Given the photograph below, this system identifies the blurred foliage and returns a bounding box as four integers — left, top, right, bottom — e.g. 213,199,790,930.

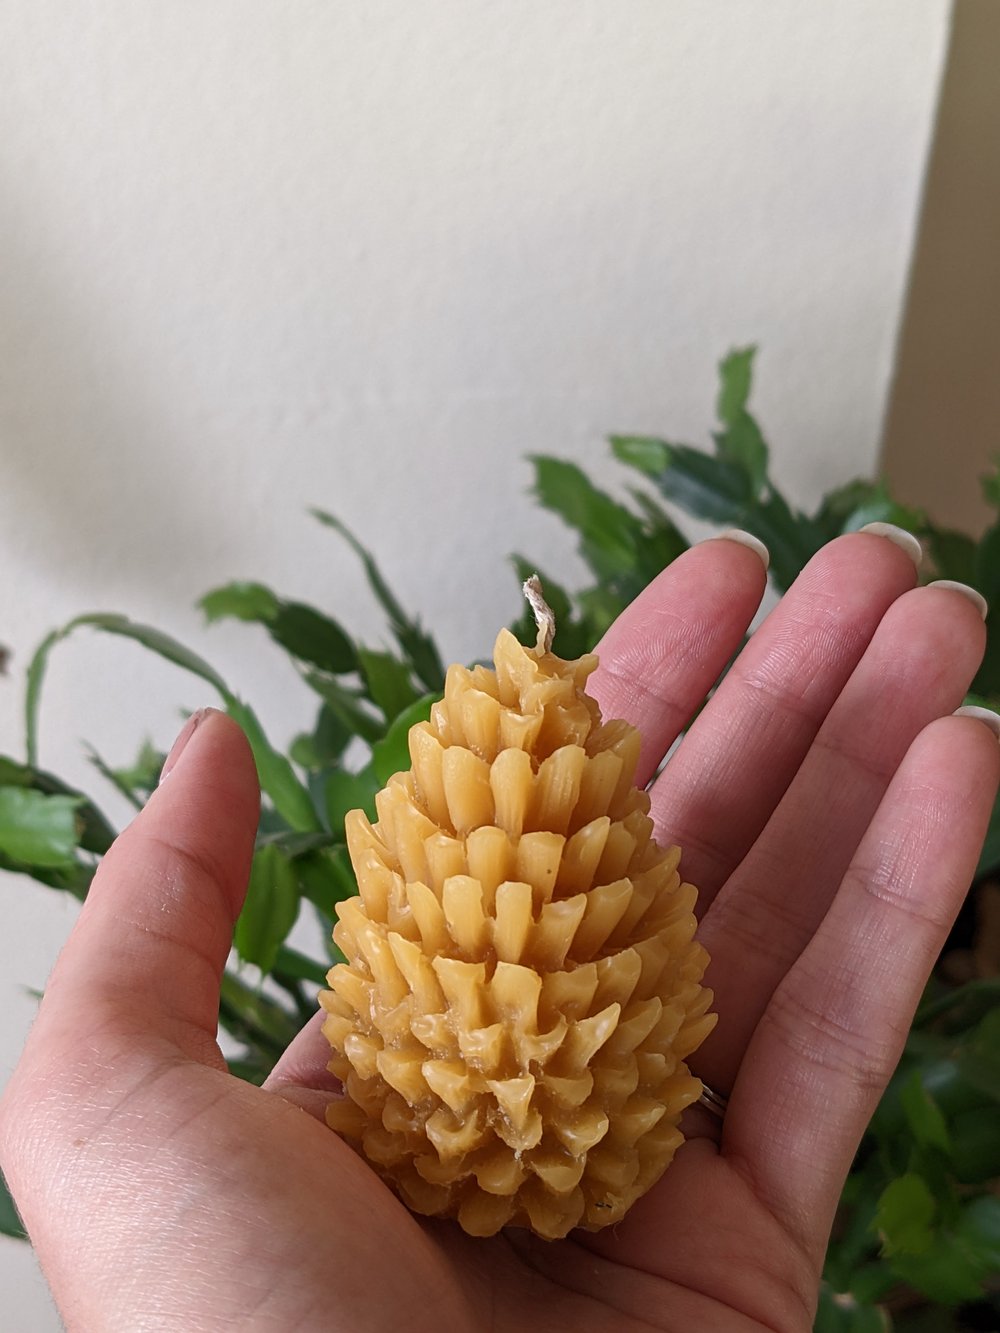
2,350,998,1329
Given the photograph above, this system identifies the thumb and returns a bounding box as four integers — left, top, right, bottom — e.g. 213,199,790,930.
40,707,260,1061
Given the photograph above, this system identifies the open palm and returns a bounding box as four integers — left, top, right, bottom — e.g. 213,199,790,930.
3,531,997,1332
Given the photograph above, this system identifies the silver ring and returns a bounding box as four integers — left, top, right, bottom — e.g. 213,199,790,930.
697,1083,729,1120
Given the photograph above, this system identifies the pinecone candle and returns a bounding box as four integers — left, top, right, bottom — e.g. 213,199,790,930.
320,580,716,1240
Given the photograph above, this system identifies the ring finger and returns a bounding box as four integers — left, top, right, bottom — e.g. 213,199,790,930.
695,580,987,1095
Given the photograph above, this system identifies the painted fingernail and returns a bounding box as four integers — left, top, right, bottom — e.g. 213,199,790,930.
716,529,770,571
858,522,923,568
927,580,988,620
953,705,1000,740
159,708,214,783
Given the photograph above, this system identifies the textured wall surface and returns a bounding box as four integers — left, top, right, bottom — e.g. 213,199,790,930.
0,4,950,1323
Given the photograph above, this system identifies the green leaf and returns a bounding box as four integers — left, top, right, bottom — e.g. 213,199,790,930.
302,672,386,745
268,603,357,674
200,581,281,624
813,478,924,549
255,829,337,859
890,1197,1000,1305
272,944,329,987
951,1105,1000,1183
626,489,691,578
647,442,753,523
219,966,300,1058
901,1055,994,1133
713,411,768,495
609,435,671,477
68,616,228,689
296,844,357,916
0,848,93,899
0,788,82,867
311,510,445,692
957,1007,1000,1101
226,700,322,832
924,527,979,587
764,495,826,590
110,737,165,800
875,1173,936,1256
823,1179,884,1294
974,520,1000,607
713,350,771,496
233,844,300,973
899,1071,952,1155
324,766,378,832
84,744,145,812
626,488,689,548
914,977,1000,1032
358,649,420,720
0,1169,26,1240
846,1265,895,1309
26,614,230,767
297,844,358,960
530,456,646,582
0,757,117,856
310,705,354,765
372,694,438,786
288,734,322,771
290,701,355,771
0,757,32,787
959,1194,1000,1268
201,581,357,674
575,585,628,641
814,478,879,533
841,496,925,536
716,346,756,427
86,737,165,812
981,456,1000,510
24,628,64,768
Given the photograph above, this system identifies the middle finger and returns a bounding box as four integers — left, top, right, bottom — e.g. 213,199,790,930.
648,530,921,901
696,580,987,1093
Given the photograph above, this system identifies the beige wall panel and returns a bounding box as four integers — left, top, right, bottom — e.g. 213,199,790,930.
882,0,1000,534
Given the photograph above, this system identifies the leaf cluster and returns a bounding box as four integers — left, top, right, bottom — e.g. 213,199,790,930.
2,518,446,1097
1,351,998,1330
518,348,1000,880
815,984,1000,1330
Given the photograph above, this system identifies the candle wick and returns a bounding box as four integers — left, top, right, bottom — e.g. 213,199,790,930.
522,574,556,654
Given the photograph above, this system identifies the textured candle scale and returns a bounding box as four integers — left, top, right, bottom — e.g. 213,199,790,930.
320,622,716,1240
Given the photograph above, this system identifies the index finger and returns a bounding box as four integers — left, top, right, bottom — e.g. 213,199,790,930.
648,531,920,901
589,534,769,783
33,709,259,1060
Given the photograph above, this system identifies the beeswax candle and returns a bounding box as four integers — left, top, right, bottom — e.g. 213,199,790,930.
320,582,715,1239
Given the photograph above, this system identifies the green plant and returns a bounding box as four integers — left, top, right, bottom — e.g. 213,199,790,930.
1,351,997,1328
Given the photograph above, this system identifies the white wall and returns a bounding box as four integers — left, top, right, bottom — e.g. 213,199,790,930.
0,3,950,1324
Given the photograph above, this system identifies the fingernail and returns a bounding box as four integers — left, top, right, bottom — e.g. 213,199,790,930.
953,705,1000,740
159,708,214,783
858,522,923,568
715,529,770,571
927,580,988,621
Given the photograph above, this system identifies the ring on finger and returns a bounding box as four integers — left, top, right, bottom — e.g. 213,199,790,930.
696,1082,729,1121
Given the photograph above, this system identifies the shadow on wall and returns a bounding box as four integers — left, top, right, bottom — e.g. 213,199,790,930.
880,0,1000,534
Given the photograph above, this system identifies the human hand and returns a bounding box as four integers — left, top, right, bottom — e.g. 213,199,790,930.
2,530,997,1332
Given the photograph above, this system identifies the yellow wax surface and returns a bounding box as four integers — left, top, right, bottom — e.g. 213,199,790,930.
320,628,714,1239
